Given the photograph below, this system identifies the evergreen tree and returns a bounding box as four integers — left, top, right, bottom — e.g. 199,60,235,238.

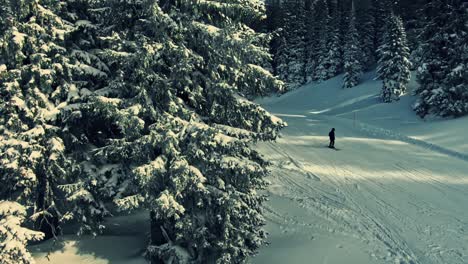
323,0,343,78
377,14,412,103
275,0,306,89
266,0,284,74
1,0,285,263
304,2,317,82
370,0,393,60
274,34,290,83
342,2,362,89
396,0,425,54
313,0,341,81
0,0,79,244
337,0,351,51
414,0,468,117
357,6,377,70
69,0,285,261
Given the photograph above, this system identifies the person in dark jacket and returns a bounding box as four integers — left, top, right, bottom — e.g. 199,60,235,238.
329,128,335,148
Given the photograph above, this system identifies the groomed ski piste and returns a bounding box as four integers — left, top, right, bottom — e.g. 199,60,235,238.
32,72,468,264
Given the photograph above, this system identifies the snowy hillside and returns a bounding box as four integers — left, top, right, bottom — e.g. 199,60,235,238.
253,72,468,264
31,72,468,264
258,71,468,154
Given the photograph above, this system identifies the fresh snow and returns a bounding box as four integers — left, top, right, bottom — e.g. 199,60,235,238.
31,212,148,264
254,71,468,264
32,72,468,263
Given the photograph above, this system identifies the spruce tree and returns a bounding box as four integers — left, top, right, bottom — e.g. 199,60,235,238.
275,0,306,89
267,0,284,74
313,0,341,81
396,0,425,54
377,14,412,103
304,2,317,82
67,0,285,261
323,0,343,79
414,0,468,117
357,7,377,70
1,0,285,263
342,2,362,89
0,0,79,244
274,34,290,83
370,0,392,60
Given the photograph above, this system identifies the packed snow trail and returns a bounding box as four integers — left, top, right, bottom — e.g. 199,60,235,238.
253,106,468,262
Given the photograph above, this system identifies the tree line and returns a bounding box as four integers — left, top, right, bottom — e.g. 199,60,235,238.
266,0,467,117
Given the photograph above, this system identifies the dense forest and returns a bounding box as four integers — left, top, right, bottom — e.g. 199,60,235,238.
266,0,467,117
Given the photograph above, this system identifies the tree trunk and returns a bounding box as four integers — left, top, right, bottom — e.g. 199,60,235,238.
35,167,60,240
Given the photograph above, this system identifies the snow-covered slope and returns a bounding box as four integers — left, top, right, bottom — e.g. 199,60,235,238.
257,71,468,154
32,72,468,264
253,72,468,264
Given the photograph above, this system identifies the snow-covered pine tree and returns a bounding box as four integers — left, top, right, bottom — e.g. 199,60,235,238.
266,0,285,72
414,0,468,117
370,0,392,60
396,0,425,54
267,0,284,75
357,6,377,70
337,0,351,52
274,33,290,83
342,1,362,89
1,0,285,263
56,0,285,263
304,2,317,82
0,0,78,244
377,14,412,103
275,0,307,89
312,0,335,81
321,0,343,79
443,2,468,115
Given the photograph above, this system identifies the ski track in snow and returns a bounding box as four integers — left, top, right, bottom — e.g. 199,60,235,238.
254,109,468,264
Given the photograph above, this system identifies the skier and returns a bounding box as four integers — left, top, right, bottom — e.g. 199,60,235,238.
328,128,335,148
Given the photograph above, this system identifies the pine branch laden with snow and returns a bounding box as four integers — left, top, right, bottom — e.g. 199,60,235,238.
377,15,412,103
0,202,45,264
342,3,362,89
414,0,468,118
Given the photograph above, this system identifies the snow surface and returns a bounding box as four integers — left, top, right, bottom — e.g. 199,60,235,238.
32,72,468,263
254,72,468,264
31,212,148,264
257,71,468,154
